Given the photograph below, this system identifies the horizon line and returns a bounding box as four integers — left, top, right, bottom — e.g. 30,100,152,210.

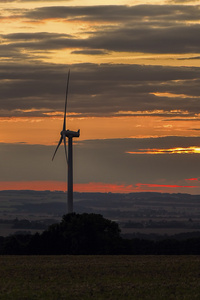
0,181,199,195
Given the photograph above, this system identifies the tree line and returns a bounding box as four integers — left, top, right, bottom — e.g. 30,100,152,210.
0,213,200,255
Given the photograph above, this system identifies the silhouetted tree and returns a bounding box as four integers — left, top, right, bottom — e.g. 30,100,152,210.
0,234,31,254
40,213,122,254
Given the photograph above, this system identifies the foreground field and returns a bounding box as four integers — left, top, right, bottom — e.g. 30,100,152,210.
0,256,200,300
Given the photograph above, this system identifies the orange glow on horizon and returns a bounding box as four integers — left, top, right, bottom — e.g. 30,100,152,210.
0,181,136,193
0,181,198,194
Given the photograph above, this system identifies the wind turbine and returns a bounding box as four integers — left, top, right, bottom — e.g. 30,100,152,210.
52,70,80,214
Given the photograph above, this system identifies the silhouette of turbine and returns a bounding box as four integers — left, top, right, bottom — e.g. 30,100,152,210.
52,70,80,213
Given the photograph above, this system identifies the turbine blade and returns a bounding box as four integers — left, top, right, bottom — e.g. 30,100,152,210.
52,136,63,161
63,70,70,131
63,135,68,164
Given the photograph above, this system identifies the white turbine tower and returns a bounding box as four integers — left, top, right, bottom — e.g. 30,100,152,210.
52,70,80,213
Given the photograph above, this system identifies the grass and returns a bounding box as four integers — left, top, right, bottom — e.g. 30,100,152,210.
0,255,200,299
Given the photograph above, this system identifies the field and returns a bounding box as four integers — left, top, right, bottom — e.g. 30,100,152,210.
0,256,200,299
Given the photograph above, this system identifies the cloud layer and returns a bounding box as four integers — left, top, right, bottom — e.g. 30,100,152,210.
1,62,200,118
2,5,200,55
1,4,200,118
1,2,200,194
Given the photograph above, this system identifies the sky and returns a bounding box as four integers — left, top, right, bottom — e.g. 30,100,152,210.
1,0,200,194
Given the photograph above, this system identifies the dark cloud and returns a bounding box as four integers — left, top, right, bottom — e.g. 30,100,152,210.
2,5,200,55
24,5,200,23
1,62,200,117
1,4,200,118
3,32,72,40
5,24,199,55
71,50,109,55
167,0,199,3
178,56,200,60
88,24,200,54
1,136,200,184
1,32,76,52
74,136,200,184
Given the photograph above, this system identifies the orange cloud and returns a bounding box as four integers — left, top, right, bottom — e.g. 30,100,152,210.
151,92,199,99
127,146,200,154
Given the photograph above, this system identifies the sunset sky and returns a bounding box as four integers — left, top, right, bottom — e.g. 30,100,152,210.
1,0,200,194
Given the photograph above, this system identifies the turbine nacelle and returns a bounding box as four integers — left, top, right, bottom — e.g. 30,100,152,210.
61,129,80,138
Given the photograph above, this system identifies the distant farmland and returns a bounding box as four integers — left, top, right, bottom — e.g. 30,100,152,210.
1,190,200,238
0,255,200,299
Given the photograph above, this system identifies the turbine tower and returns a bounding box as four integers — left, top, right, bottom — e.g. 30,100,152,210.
52,70,80,213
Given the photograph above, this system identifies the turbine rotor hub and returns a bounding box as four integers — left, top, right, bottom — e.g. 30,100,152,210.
61,129,80,138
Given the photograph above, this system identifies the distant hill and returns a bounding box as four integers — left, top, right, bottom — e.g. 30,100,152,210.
0,190,200,219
